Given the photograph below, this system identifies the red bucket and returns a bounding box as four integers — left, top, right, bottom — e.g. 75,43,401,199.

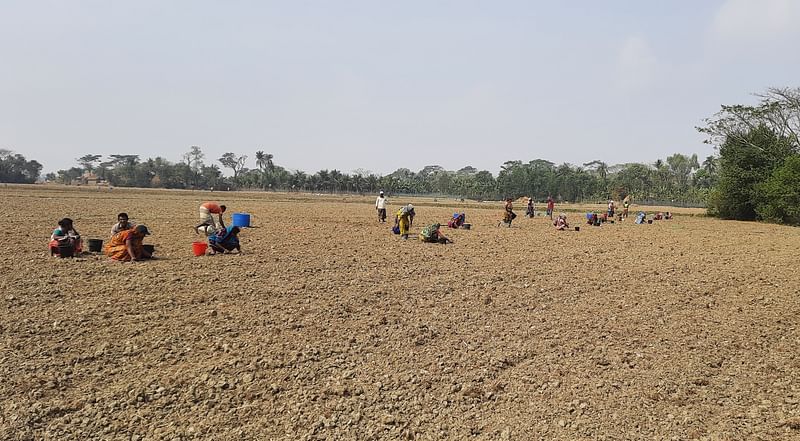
192,242,208,256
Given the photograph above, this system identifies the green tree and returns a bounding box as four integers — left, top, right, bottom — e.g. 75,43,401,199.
218,153,248,182
77,154,102,173
713,125,794,220
0,150,43,183
184,146,205,188
755,154,800,224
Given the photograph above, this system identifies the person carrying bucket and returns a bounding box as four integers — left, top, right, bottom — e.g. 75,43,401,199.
500,198,516,227
196,202,226,235
394,204,415,240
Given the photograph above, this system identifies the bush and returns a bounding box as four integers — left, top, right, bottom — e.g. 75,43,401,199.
756,155,800,225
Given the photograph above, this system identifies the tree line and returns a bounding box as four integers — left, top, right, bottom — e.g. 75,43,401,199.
4,86,798,224
33,148,716,206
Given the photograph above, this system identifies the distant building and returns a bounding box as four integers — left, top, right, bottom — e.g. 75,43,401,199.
74,172,108,187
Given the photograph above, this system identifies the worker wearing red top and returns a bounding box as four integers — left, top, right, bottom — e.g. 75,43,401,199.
195,202,227,235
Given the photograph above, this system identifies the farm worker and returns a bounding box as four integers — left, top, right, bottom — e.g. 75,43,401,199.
526,198,535,218
394,204,415,239
196,202,226,235
553,213,569,230
208,226,242,255
111,212,136,235
622,195,631,219
546,196,555,219
419,223,452,244
375,191,387,223
105,225,152,261
607,200,616,218
501,198,516,226
448,212,466,228
49,218,82,255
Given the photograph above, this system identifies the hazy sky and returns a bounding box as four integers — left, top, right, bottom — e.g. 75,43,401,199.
2,0,799,176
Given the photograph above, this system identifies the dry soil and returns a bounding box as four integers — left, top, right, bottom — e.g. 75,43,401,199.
1,185,799,440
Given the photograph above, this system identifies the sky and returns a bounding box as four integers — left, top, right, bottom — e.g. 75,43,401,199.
2,0,799,176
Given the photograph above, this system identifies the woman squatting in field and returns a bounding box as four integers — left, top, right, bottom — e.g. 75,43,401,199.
419,223,452,244
50,218,82,256
105,225,152,261
208,226,243,255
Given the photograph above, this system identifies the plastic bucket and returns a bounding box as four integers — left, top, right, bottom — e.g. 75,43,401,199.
87,239,103,253
142,244,155,255
461,223,471,230
192,242,208,256
574,226,580,231
232,213,251,227
58,244,74,258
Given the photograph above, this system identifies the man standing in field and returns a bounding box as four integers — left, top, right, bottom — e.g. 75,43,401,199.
546,196,555,219
622,195,631,219
375,191,387,222
195,201,226,235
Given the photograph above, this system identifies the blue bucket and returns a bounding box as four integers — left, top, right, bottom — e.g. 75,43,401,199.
232,213,251,227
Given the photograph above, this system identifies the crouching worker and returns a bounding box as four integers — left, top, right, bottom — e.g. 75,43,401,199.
50,218,82,256
208,226,242,255
553,213,569,230
394,204,415,240
448,212,466,228
105,225,152,261
420,223,452,244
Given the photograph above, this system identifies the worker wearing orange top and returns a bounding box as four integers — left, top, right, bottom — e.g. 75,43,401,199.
195,202,227,235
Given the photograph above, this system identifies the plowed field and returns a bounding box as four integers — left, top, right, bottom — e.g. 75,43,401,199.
2,185,799,440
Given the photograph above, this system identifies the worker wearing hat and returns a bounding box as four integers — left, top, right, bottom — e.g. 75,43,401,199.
375,191,388,223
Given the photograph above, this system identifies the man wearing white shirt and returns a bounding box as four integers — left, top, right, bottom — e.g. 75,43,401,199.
375,191,388,222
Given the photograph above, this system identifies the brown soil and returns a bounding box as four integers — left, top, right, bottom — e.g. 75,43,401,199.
2,185,799,440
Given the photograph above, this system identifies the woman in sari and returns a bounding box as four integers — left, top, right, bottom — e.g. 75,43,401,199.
447,212,466,229
394,204,415,240
553,214,569,230
49,218,82,256
105,225,152,261
208,226,242,255
501,198,516,227
419,223,451,244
